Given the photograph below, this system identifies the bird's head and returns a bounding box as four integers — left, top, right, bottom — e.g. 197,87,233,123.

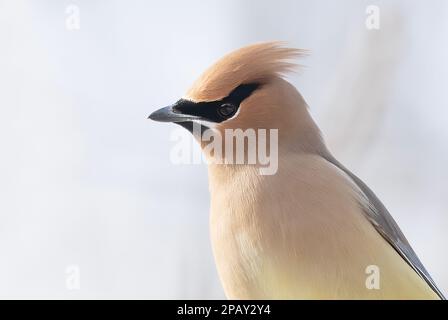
149,42,326,165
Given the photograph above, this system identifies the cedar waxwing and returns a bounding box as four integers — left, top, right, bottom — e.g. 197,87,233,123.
149,42,445,300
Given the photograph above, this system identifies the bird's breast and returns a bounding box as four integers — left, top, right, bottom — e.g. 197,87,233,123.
208,154,438,299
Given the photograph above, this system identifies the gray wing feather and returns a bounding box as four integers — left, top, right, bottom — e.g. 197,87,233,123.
325,155,445,299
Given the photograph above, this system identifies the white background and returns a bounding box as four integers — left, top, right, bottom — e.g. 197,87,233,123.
0,0,447,298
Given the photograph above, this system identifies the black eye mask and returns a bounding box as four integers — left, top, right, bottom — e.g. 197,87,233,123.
173,83,260,123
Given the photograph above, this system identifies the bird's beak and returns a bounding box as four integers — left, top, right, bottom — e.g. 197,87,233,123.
148,103,200,123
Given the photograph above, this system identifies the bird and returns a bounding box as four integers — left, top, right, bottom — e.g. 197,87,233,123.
149,42,445,299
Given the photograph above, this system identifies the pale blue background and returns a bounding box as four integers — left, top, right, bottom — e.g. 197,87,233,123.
0,0,447,298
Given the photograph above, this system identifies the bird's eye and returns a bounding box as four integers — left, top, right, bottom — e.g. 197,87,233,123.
217,103,237,118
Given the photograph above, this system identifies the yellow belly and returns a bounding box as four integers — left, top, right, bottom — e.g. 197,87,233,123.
209,155,439,299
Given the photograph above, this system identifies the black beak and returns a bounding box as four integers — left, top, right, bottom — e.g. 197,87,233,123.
148,104,201,123
148,100,211,135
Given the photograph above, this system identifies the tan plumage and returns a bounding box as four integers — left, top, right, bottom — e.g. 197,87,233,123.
151,42,444,299
185,42,307,102
208,155,438,299
197,42,443,299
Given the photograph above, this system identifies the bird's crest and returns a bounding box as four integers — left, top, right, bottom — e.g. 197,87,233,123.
185,42,307,102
